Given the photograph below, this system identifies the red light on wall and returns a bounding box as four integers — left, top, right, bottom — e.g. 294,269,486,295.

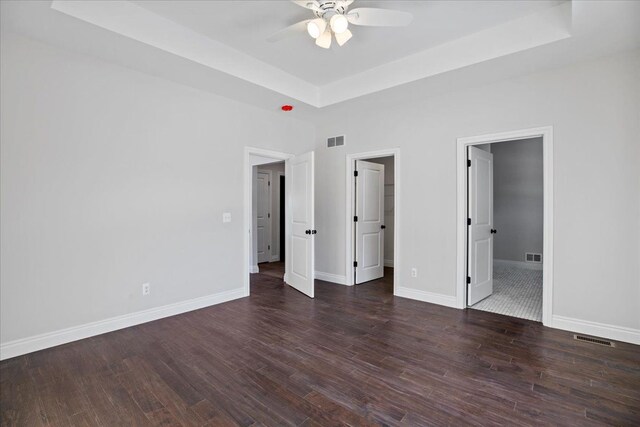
281,105,293,111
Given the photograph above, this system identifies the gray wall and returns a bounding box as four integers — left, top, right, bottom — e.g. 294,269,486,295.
492,138,543,262
313,50,640,330
0,34,315,345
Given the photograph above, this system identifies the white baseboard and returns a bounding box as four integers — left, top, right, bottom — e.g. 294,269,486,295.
0,288,246,361
550,315,640,345
314,271,348,285
249,265,259,273
494,259,543,270
384,259,394,267
270,256,280,262
395,286,458,308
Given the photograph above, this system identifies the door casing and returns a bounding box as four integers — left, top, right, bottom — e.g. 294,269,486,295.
456,127,553,326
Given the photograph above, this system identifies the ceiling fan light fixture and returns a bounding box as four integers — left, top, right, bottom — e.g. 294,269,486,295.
330,14,349,34
335,28,352,46
315,28,332,49
306,18,326,39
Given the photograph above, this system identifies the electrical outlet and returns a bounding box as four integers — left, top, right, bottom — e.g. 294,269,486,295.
142,283,150,296
411,268,418,278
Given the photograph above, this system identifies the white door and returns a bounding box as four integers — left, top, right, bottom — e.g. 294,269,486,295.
286,151,315,298
256,171,271,264
468,146,494,305
355,160,385,284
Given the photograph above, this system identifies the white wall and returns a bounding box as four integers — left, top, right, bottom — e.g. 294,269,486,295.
492,138,543,263
0,34,314,348
313,50,640,332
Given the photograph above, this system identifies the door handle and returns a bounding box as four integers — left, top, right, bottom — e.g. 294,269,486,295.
312,230,317,235
305,229,311,235
490,229,497,234
381,225,386,229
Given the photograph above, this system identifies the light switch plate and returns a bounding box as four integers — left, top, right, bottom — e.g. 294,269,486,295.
222,212,231,223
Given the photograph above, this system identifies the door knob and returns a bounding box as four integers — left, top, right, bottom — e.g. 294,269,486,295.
312,230,317,235
381,225,386,229
305,229,311,235
491,229,497,234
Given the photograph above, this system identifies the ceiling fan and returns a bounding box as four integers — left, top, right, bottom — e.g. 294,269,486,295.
268,0,413,49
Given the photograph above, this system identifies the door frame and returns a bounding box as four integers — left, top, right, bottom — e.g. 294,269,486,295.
345,148,400,292
256,168,273,264
456,127,553,326
244,147,293,297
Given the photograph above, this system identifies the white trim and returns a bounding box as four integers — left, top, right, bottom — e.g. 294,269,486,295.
551,315,640,346
494,259,543,271
244,147,293,297
249,265,259,274
384,259,394,268
395,287,458,308
314,271,347,285
456,127,554,327
346,149,400,294
0,288,246,361
256,168,273,264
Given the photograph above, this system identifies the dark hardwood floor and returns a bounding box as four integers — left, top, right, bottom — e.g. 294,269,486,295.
2,266,639,426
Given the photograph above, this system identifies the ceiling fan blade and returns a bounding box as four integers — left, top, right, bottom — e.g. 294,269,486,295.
347,8,413,27
267,19,310,42
291,0,321,12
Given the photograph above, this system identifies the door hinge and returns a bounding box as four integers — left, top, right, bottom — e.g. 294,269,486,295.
467,159,471,167
354,170,358,177
268,181,271,186
467,276,471,284
353,261,358,267
467,218,471,226
268,245,270,250
268,213,270,218
354,216,358,222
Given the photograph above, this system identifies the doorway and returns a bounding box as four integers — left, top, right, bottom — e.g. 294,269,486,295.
244,147,315,298
346,149,400,293
456,127,553,326
254,163,284,279
467,138,543,321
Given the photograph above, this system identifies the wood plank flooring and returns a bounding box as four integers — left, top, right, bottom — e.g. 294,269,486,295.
2,265,640,426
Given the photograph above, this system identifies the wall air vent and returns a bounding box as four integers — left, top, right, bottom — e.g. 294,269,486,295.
327,135,345,148
574,334,615,347
525,252,542,263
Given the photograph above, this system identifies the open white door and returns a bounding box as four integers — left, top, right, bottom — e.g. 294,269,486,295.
286,151,315,298
467,146,494,305
355,160,385,284
256,171,270,264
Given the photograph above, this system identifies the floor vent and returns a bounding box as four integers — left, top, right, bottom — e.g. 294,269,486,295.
574,334,615,347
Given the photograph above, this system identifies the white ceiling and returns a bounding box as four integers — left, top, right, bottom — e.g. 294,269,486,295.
132,1,563,86
1,1,639,113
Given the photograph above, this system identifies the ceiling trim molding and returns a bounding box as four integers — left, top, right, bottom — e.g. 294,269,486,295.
51,1,572,108
51,0,320,106
320,2,572,106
